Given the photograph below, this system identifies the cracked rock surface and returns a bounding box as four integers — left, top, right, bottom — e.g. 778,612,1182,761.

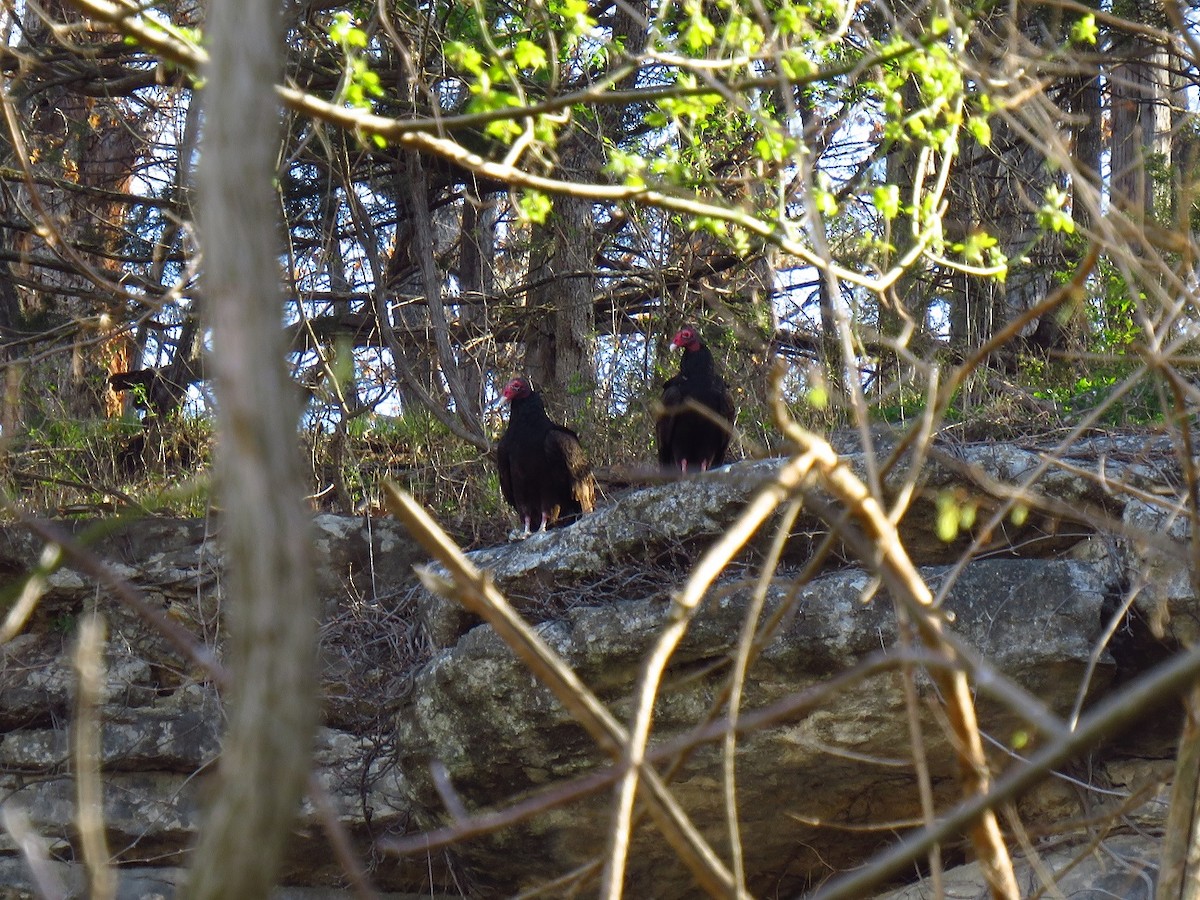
0,434,1192,896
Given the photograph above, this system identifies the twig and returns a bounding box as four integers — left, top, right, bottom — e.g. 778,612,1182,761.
812,640,1200,900
927,447,1192,564
602,449,819,899
382,481,736,897
0,541,62,644
1003,802,1067,900
723,498,803,895
896,613,943,897
10,472,151,515
1,804,68,900
14,513,226,682
767,361,1020,899
430,761,471,824
10,516,381,896
1155,367,1200,900
306,774,382,900
382,646,955,857
73,613,116,900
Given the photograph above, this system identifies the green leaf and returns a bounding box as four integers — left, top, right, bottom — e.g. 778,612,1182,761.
329,11,352,42
781,51,815,80
936,491,960,542
484,119,524,141
731,226,752,256
329,11,367,49
873,184,901,220
967,116,991,147
1071,13,1098,45
959,501,976,529
688,216,727,238
724,14,764,53
446,41,484,76
1038,185,1075,233
754,127,796,163
517,190,552,223
513,40,547,71
553,0,596,35
775,5,809,36
684,2,716,51
606,148,647,185
958,230,998,265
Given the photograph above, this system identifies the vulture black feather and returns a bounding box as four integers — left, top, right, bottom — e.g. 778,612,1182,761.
497,377,596,535
655,326,736,472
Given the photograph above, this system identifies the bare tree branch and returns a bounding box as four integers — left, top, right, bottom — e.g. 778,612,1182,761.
382,481,737,897
813,641,1200,900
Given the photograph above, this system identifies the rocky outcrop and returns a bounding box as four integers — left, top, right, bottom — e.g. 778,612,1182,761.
0,433,1193,897
401,558,1125,897
0,515,435,897
417,433,1167,646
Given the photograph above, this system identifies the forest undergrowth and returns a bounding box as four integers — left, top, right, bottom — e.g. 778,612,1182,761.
0,355,1166,554
0,356,1169,551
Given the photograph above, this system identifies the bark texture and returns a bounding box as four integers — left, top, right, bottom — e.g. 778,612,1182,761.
183,2,320,898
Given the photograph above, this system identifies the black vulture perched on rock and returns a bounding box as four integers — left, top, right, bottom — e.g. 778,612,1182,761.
496,377,596,536
655,326,737,472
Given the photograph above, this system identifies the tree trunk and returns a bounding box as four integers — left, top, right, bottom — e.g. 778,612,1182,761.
523,222,558,390
1109,31,1172,223
523,175,596,411
1067,65,1103,232
457,187,498,407
942,9,1077,359
404,150,484,439
377,159,435,411
0,1,143,428
521,0,650,411
551,149,598,413
183,0,319,896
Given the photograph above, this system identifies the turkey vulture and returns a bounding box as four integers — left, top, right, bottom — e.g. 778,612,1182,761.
497,377,596,535
656,326,737,472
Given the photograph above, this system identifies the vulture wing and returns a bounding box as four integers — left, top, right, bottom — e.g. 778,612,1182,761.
545,425,596,522
497,391,549,530
718,383,736,423
701,374,736,467
656,374,687,466
497,380,595,533
496,433,516,507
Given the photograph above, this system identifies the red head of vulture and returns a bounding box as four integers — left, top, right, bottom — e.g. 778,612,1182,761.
497,377,596,535
655,326,736,473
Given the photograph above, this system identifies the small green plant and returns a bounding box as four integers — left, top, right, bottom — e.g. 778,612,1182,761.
2,412,214,518
328,12,386,146
1031,366,1165,426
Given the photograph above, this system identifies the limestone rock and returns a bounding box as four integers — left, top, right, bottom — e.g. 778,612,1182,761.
419,435,1168,647
874,832,1159,899
397,558,1120,896
0,433,1192,897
